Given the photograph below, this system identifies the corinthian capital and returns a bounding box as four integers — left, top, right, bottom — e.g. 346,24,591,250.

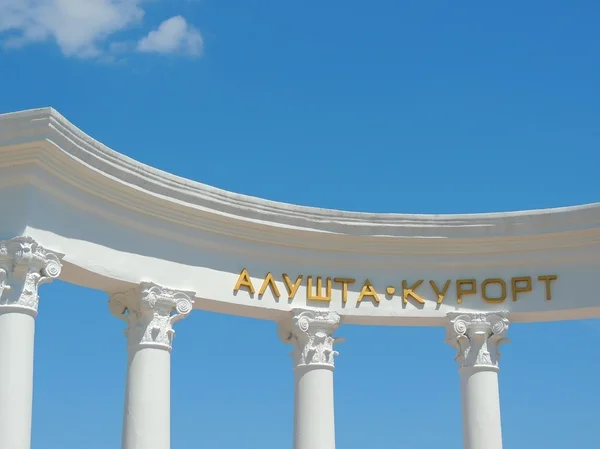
109,282,195,351
445,312,510,371
0,237,63,316
278,309,343,370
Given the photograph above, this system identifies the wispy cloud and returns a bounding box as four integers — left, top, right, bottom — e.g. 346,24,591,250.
138,16,203,57
0,0,203,60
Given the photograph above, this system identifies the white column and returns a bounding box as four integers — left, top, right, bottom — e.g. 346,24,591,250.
109,282,194,449
278,309,343,449
445,312,510,449
0,237,62,449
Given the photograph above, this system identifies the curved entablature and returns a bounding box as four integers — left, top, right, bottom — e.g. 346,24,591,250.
2,107,600,240
0,107,599,326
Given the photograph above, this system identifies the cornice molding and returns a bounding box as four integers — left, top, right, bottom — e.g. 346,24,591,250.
1,108,600,258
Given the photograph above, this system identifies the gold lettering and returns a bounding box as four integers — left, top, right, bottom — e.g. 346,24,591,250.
307,276,332,302
236,270,557,305
402,280,425,304
233,268,255,294
429,280,451,304
357,279,380,303
258,272,280,298
282,273,303,300
511,276,532,301
334,277,355,303
456,279,476,304
481,278,507,303
538,275,558,300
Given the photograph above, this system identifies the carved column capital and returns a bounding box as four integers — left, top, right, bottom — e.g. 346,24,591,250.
109,282,195,352
278,308,343,370
0,237,63,316
445,312,510,371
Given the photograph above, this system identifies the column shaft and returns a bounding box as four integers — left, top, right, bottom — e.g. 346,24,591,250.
0,237,62,449
460,368,503,449
294,367,336,449
0,312,36,449
123,348,171,449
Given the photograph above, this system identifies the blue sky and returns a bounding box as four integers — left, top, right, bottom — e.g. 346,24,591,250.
1,1,600,448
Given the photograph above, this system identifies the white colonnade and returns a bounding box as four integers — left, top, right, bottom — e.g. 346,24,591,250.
4,107,599,449
0,236,510,449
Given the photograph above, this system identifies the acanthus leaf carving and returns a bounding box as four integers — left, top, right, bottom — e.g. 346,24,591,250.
0,237,63,315
279,308,343,369
445,312,510,370
109,282,194,351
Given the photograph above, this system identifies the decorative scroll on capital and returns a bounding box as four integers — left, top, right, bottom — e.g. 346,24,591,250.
0,237,63,316
278,309,343,370
109,282,195,351
445,312,510,371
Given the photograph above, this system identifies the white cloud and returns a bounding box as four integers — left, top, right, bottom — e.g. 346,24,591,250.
0,0,203,59
137,16,203,57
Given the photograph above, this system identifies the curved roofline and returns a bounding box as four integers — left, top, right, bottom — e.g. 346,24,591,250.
1,106,599,239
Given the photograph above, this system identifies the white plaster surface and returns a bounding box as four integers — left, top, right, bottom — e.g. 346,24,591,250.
294,367,336,449
122,348,171,449
0,312,36,449
0,107,599,325
461,368,503,449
